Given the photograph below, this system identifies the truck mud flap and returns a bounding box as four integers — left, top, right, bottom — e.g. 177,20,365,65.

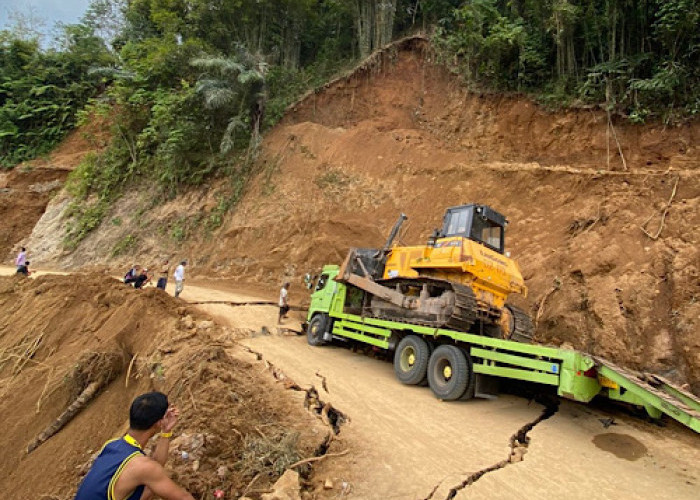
475,374,500,399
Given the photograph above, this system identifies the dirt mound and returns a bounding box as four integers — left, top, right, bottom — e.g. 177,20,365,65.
0,274,329,499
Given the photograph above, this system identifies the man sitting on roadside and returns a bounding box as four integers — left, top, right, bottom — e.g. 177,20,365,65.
124,265,140,285
74,392,194,500
133,268,151,289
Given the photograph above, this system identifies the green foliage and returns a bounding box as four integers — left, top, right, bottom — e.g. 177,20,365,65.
111,233,137,256
192,46,267,154
434,0,700,120
63,199,109,250
0,24,114,167
169,215,201,242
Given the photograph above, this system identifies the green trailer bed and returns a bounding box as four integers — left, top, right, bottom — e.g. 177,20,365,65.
305,265,700,433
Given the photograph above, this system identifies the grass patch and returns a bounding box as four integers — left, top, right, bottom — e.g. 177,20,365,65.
111,234,137,257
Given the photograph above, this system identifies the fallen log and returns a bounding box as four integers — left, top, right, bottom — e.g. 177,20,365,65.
27,380,103,454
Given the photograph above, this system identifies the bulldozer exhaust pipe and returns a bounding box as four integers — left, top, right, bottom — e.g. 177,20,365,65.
379,213,407,256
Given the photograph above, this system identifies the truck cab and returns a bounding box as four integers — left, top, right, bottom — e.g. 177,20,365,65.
307,265,340,321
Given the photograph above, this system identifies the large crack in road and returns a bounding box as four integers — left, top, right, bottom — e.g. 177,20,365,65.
238,343,348,454
425,397,560,500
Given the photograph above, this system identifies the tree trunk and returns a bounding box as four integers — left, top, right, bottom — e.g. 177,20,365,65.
354,0,374,59
27,381,103,454
374,0,396,49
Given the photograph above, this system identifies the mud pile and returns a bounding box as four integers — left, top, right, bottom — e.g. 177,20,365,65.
0,274,328,499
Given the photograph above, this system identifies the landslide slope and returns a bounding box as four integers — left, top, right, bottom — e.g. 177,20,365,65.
11,37,700,391
201,37,700,391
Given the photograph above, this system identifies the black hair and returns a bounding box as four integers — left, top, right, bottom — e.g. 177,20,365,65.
25,261,30,265
129,392,169,430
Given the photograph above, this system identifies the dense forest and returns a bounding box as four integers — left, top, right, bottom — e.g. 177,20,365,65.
1,0,698,244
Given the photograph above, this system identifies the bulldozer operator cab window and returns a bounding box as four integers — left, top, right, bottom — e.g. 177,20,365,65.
445,209,469,236
443,206,504,254
471,216,504,253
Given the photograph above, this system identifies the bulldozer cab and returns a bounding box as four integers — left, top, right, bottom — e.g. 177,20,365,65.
440,204,506,254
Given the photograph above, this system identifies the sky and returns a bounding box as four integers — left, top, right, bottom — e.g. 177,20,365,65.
0,0,92,32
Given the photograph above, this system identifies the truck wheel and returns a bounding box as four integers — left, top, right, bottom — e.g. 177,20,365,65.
427,345,470,401
307,314,330,346
458,348,476,400
394,336,430,385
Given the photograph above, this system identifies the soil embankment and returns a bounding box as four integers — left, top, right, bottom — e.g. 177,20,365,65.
0,274,332,499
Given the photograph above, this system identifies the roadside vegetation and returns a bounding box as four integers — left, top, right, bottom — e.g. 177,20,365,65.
1,0,698,247
433,0,699,122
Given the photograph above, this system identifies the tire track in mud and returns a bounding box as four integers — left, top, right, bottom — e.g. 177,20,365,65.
424,397,560,500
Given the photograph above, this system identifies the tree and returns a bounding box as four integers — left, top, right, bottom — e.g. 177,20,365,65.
354,0,398,58
191,46,268,154
82,0,128,51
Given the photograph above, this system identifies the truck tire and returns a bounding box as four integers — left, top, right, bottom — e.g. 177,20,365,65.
307,314,330,346
394,335,430,385
458,347,476,400
427,345,470,401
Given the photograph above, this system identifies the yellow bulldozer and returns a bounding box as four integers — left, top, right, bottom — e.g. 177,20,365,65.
337,203,533,342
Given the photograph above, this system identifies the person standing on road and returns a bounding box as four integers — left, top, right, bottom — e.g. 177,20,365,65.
156,259,170,290
74,391,194,500
173,261,186,298
278,282,290,323
15,247,27,271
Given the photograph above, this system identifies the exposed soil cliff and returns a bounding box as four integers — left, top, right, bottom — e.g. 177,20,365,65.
9,38,700,390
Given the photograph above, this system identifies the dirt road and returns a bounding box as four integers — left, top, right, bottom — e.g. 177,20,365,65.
3,268,697,499
182,282,700,500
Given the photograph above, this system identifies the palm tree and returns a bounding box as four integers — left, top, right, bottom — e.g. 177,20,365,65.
191,45,267,156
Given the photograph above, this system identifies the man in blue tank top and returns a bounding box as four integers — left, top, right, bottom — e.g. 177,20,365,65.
74,392,194,500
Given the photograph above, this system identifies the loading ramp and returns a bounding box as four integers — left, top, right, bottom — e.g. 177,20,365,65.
593,357,700,433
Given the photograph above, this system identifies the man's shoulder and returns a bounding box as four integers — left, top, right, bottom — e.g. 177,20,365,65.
126,454,163,476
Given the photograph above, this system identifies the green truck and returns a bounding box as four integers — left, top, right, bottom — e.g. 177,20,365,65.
305,264,700,433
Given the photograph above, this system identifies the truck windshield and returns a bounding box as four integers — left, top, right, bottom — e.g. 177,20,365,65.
315,274,329,292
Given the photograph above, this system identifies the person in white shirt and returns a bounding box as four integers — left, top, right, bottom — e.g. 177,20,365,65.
15,247,27,271
278,282,290,323
173,261,186,298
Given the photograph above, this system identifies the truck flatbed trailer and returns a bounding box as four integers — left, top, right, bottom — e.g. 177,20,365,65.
306,265,700,434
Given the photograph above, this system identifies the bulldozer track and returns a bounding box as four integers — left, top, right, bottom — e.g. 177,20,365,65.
507,305,534,343
444,283,478,332
370,278,477,333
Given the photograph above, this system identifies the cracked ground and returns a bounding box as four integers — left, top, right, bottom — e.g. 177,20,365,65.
184,280,700,500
